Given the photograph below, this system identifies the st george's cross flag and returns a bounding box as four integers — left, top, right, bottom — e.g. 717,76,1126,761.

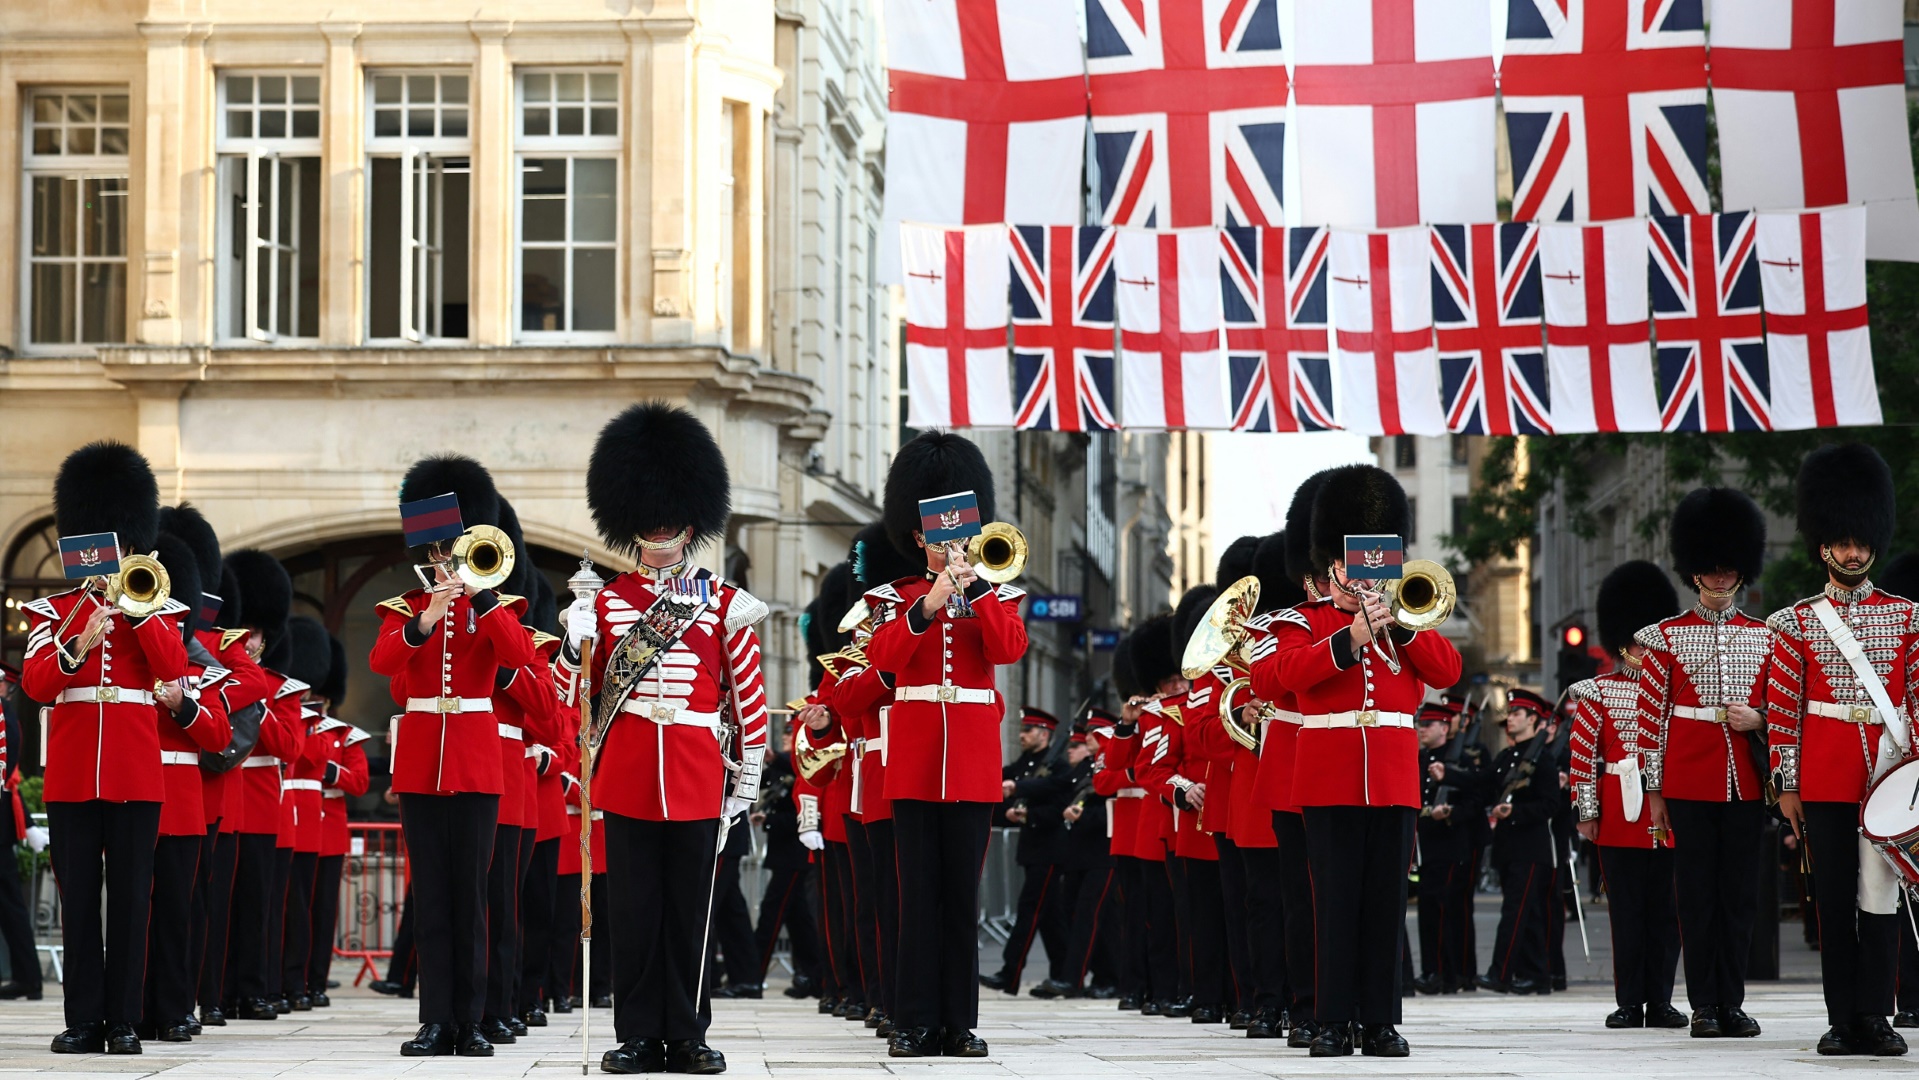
1649,211,1771,432
1115,229,1229,430
1539,219,1661,433
1430,223,1552,435
880,0,1087,280
1328,227,1444,436
1291,0,1497,229
1220,225,1339,432
902,223,1014,430
1084,0,1290,229
1010,225,1121,432
1500,0,1710,223
1710,0,1919,261
1754,205,1882,429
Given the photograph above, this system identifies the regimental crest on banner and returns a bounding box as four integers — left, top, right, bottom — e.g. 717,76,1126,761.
1431,222,1552,435
59,532,121,580
400,493,464,549
1650,211,1770,432
1010,225,1120,431
1220,225,1337,432
919,492,983,546
1343,534,1404,582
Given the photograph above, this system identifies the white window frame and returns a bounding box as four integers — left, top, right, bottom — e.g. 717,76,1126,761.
365,71,473,344
19,87,132,355
215,71,323,345
514,69,622,344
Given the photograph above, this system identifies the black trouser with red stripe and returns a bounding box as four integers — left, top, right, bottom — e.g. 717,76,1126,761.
891,799,992,1033
1302,805,1413,1026
1805,800,1898,1026
188,825,220,1007
144,833,202,1028
281,851,317,1002
1131,849,1179,1005
516,838,559,1013
821,840,858,1005
224,832,276,1005
1490,858,1552,987
399,793,499,1026
1175,854,1229,1008
0,795,40,997
1058,865,1115,989
845,819,884,1005
307,854,343,995
1109,858,1142,1000
1596,845,1679,1010
603,814,720,1043
1416,857,1475,988
1216,838,1255,1012
857,819,899,1013
1666,798,1763,1011
1237,843,1288,1012
46,799,161,1030
264,845,294,1000
1272,811,1316,1022
484,824,525,1021
1000,859,1067,987
754,865,823,986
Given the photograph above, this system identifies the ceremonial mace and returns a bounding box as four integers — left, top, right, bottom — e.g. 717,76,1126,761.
567,554,605,1077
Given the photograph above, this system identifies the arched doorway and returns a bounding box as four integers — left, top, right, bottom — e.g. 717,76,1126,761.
2,517,62,671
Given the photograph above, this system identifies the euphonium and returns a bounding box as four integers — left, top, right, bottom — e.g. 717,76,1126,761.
1381,559,1456,632
1179,576,1265,751
449,524,516,590
793,716,848,782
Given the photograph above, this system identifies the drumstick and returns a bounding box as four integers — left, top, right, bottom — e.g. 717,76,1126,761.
1907,768,1919,812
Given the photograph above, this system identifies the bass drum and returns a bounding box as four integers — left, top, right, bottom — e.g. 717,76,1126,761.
1859,756,1919,892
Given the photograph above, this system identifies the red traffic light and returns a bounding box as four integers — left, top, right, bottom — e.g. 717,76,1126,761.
1561,625,1585,648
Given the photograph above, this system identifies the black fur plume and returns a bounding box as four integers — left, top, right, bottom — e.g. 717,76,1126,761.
852,521,924,590
54,441,161,554
318,634,348,707
1309,465,1411,576
882,432,996,557
399,454,501,531
1285,469,1339,585
1596,560,1679,655
1129,613,1180,695
216,565,245,629
159,504,223,590
1256,531,1307,613
1796,442,1896,562
1172,585,1220,673
1215,536,1260,590
225,549,291,644
497,499,531,599
153,534,203,644
283,615,333,689
1879,553,1919,602
1110,632,1141,700
586,402,732,556
1669,487,1767,587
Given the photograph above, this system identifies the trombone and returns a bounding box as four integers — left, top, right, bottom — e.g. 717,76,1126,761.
52,552,172,666
1342,559,1457,675
413,524,516,592
940,521,1027,585
1179,575,1268,751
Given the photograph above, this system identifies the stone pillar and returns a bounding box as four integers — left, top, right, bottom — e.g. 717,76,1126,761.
137,24,188,346
470,21,513,346
738,103,766,357
320,23,362,345
631,17,697,344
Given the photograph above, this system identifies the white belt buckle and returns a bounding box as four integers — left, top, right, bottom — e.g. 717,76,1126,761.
1356,710,1378,728
97,686,120,704
650,703,676,724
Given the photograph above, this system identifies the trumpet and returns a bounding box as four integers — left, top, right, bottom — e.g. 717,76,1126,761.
52,552,172,665
414,524,516,592
1179,575,1267,751
941,521,1027,585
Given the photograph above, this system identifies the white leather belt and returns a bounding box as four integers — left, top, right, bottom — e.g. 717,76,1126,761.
160,750,199,766
566,806,605,819
282,779,322,792
863,736,885,756
498,723,523,739
59,686,155,706
1604,760,1638,776
1302,710,1415,729
242,756,283,769
619,700,721,728
1117,787,1147,799
404,696,494,714
1809,700,1883,725
1673,705,1732,724
323,788,344,798
1273,710,1304,726
895,684,994,704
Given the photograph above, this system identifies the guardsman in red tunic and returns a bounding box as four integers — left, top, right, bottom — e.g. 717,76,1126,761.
513,581,568,1027
307,635,369,1008
371,455,535,1058
140,532,235,1043
1252,465,1461,1058
560,405,768,1076
278,617,336,1013
1154,585,1230,1024
1768,444,1913,1058
1637,488,1772,1039
1091,652,1150,1012
804,569,864,1021
860,432,1027,1059
1124,615,1187,1016
1570,561,1683,1031
25,443,191,1055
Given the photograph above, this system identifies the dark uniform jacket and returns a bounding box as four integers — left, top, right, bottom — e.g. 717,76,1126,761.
999,747,1072,866
1419,738,1486,865
758,751,811,873
1059,756,1114,872
1485,733,1558,866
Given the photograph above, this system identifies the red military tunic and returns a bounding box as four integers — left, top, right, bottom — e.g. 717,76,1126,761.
234,676,305,838
371,589,535,796
286,703,337,853
495,627,561,831
1166,675,1221,860
861,574,1028,803
1247,614,1307,818
1130,698,1180,856
1635,605,1770,803
156,662,236,836
529,635,570,845
812,666,853,844
1095,720,1145,858
314,717,371,857
198,628,272,828
1253,596,1463,809
831,658,895,823
22,588,191,804
1767,582,1919,803
1569,670,1663,850
1186,664,1278,849
558,568,770,821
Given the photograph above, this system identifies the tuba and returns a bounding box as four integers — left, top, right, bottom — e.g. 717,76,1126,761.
1179,575,1268,751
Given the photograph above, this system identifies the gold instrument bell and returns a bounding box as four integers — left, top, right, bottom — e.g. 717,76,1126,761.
1180,576,1266,752
1381,559,1457,633
837,599,873,636
793,715,847,782
105,552,172,618
449,524,516,590
952,522,1027,584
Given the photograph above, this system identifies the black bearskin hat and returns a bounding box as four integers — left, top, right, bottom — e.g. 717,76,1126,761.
852,521,922,591
159,504,222,593
1110,632,1141,701
1596,560,1679,656
817,562,855,646
1255,532,1306,614
1796,442,1896,562
54,441,161,555
525,573,559,635
801,598,826,690
225,549,291,644
1285,469,1339,585
586,402,732,556
262,631,293,673
398,453,501,533
882,432,996,558
1879,553,1919,602
1172,585,1220,673
1215,536,1260,590
152,534,203,645
283,615,333,689
496,499,531,599
1670,487,1767,587
318,635,348,707
217,565,245,629
1129,613,1181,695
1309,465,1412,576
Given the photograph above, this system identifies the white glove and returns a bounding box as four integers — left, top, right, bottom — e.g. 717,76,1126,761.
566,598,598,643
722,795,752,821
24,826,49,853
799,829,824,851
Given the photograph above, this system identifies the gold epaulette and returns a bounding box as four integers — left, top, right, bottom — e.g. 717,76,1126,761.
497,593,527,612
1162,704,1184,727
219,627,250,651
817,652,849,680
786,697,811,713
531,630,561,650
376,595,416,620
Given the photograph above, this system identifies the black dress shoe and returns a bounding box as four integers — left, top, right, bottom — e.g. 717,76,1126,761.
1245,1008,1283,1039
479,1016,517,1044
978,970,1016,994
1690,1007,1724,1038
717,982,763,1000
506,1014,529,1037
1475,973,1510,993
817,995,839,1014
1117,994,1142,1011
157,1022,194,1043
1509,978,1548,995
1228,1009,1252,1030
1848,1015,1909,1056
0,980,43,1000
369,979,405,996
552,997,575,1014
1721,1008,1762,1038
401,1023,456,1056
1287,1019,1320,1049
664,1038,726,1073
309,992,330,1008
272,996,291,1014
783,974,818,999
1551,976,1568,992
1361,1023,1409,1057
1457,978,1478,992
105,1024,142,1055
1605,1005,1644,1029
864,1008,885,1029
1028,979,1069,1000
238,997,280,1020
523,1006,549,1027
1190,1004,1225,1024
455,1023,494,1057
875,1014,895,1038
183,1014,203,1036
1897,1011,1919,1029
199,1006,226,1027
1817,1025,1853,1055
1412,974,1443,996
887,1026,937,1058
1164,997,1194,1018
1646,1002,1689,1029
291,992,312,1011
51,1023,106,1054
1087,984,1119,999
1309,1022,1355,1057
600,1039,665,1074
837,999,867,1020
940,1029,989,1057
591,993,613,1009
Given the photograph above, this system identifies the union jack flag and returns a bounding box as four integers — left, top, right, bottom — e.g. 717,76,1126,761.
1010,225,1121,432
1084,0,1289,228
1430,223,1552,435
1649,211,1770,432
1219,225,1337,432
1500,0,1709,223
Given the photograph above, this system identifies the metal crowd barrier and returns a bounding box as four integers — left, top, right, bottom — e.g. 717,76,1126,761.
332,822,407,988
